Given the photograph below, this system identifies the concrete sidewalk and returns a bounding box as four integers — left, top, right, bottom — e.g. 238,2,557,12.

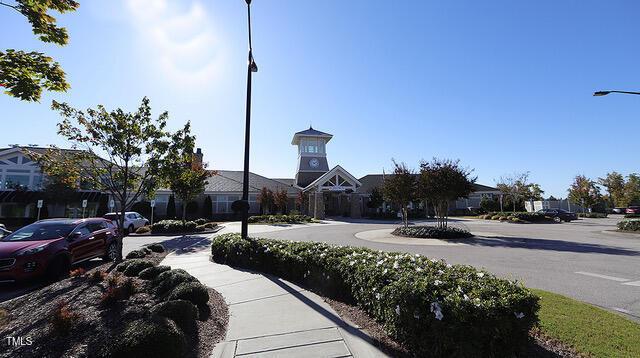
161,246,389,358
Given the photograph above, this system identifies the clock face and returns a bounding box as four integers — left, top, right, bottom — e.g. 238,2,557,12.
309,158,320,168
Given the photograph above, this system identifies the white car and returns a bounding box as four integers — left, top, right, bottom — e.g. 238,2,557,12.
103,212,149,234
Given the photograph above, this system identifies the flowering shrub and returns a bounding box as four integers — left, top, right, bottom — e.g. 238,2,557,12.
211,234,539,357
247,214,313,224
483,212,553,223
391,225,472,239
618,219,640,232
69,267,86,278
150,220,200,234
50,300,80,336
578,212,608,218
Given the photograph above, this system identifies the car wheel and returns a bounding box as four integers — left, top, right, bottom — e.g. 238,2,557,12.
103,242,118,262
127,224,135,235
47,256,70,282
553,216,562,223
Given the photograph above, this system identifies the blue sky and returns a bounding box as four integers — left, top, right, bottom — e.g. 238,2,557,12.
1,0,639,197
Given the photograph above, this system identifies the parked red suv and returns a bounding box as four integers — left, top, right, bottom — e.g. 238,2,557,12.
0,218,119,283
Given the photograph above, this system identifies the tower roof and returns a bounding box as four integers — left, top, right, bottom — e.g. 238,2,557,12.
291,126,333,145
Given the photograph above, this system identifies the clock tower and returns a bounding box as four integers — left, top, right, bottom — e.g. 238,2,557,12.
292,126,332,187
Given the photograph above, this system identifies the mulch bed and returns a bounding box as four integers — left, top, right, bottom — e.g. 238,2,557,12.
0,252,228,358
324,297,583,358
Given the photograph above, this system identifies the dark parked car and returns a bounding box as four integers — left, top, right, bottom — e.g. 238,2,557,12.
537,208,577,223
0,218,119,283
612,207,626,214
626,206,640,215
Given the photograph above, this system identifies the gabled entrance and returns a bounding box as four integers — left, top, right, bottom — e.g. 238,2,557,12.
303,165,363,219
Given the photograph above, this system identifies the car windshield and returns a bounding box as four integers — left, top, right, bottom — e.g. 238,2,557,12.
1,222,76,242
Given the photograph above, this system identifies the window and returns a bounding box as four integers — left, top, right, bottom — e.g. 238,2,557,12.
32,175,43,190
213,195,240,213
74,225,91,236
4,175,30,189
7,157,18,164
88,222,106,232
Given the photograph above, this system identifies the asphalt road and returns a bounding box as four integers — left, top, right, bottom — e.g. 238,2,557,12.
253,216,640,321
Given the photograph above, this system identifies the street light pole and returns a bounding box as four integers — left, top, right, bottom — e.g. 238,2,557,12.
241,0,258,240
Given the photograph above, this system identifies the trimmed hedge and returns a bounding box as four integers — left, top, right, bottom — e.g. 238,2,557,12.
391,226,472,239
578,212,608,218
624,213,640,218
107,316,185,358
210,234,539,357
138,265,171,280
152,269,198,296
167,282,210,306
247,214,314,224
150,300,198,332
151,220,200,234
125,249,147,259
122,260,155,277
482,212,553,223
617,219,640,232
135,226,151,234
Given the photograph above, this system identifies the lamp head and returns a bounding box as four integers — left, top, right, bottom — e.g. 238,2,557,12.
245,0,251,4
593,91,610,97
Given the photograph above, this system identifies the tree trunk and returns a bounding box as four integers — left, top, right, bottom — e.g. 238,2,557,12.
182,203,187,224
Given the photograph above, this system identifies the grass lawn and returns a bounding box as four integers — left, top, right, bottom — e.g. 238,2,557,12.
533,289,640,357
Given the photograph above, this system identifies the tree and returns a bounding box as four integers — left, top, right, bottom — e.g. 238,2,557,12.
41,97,176,262
166,195,176,219
623,173,640,207
30,147,81,210
568,175,601,212
295,191,307,213
161,122,209,223
274,189,288,214
96,195,108,216
203,195,213,220
496,172,533,212
257,187,274,215
382,160,416,228
525,183,545,201
598,172,625,208
367,187,384,210
418,158,476,229
0,0,79,101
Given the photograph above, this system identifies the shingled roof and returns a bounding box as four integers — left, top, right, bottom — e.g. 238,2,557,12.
291,126,333,145
205,170,301,195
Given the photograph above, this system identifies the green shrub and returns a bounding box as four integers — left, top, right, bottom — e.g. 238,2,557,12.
146,243,165,253
135,226,151,234
204,222,217,229
211,234,539,357
391,226,472,239
107,317,186,358
618,219,640,232
195,224,207,232
49,300,80,336
491,214,501,220
101,277,136,307
115,261,133,272
247,214,313,224
194,218,208,225
125,250,147,259
152,269,198,296
150,220,198,234
511,217,525,223
578,212,608,218
138,265,171,280
167,282,209,306
123,260,155,277
150,300,198,332
624,213,640,218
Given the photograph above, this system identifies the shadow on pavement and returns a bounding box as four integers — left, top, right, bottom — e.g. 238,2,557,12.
465,236,640,256
158,235,212,255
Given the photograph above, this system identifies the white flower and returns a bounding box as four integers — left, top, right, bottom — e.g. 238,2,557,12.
430,259,439,263
264,247,270,252
437,270,444,275
435,310,443,320
477,272,485,278
434,280,442,286
463,294,469,301
320,253,326,258
514,312,525,319
383,269,388,274
413,311,420,319
349,261,356,266
416,267,423,272
395,305,401,316
393,261,399,269
375,293,381,300
376,260,384,266
446,264,452,268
